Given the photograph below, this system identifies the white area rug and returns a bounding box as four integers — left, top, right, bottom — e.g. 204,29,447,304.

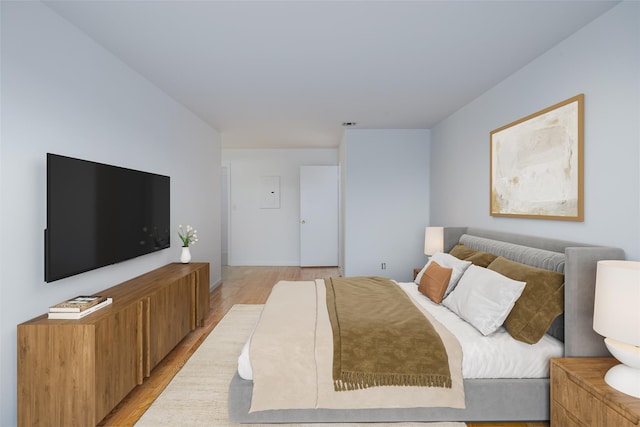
136,304,466,427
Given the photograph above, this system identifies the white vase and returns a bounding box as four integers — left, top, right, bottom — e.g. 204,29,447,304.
180,246,191,263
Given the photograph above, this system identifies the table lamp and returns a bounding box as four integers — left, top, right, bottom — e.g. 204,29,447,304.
424,227,444,256
593,260,640,398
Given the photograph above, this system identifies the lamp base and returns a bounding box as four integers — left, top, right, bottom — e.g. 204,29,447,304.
604,364,640,398
603,337,640,398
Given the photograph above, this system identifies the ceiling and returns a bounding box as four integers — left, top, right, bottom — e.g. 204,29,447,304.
44,0,619,149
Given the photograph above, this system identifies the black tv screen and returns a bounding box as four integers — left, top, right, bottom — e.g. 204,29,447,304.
45,153,170,282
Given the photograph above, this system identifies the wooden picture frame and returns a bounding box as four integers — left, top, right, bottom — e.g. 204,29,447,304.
490,94,584,221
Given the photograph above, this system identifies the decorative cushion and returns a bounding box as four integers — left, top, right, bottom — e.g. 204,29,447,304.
418,261,453,304
414,252,472,298
449,243,498,267
449,243,477,259
488,256,565,344
442,265,526,336
465,251,499,268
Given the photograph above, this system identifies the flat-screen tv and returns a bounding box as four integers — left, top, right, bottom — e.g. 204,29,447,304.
45,153,170,282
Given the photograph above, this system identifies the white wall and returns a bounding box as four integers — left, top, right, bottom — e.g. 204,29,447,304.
0,3,222,425
431,1,640,260
222,148,338,265
342,129,431,281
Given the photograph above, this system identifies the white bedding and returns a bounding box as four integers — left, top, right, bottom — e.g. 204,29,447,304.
238,280,563,381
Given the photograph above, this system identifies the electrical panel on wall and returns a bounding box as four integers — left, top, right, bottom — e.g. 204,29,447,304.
260,176,280,209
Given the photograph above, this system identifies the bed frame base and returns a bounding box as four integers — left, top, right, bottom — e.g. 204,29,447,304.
229,373,550,423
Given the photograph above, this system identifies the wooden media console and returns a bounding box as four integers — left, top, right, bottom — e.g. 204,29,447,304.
17,262,210,427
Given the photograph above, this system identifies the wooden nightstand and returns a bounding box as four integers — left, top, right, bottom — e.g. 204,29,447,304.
550,358,640,426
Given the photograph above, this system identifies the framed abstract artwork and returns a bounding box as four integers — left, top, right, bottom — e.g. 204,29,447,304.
490,94,584,221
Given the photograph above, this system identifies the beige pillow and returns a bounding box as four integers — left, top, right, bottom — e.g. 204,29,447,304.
449,243,498,267
418,261,453,304
488,256,565,344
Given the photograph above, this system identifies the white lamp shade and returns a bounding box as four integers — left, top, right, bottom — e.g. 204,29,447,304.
424,227,444,255
593,260,640,347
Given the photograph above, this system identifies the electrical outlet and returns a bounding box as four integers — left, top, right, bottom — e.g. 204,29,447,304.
381,262,386,270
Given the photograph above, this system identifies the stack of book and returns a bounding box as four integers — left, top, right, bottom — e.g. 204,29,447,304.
48,295,112,319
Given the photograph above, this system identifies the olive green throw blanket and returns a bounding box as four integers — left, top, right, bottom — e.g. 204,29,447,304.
325,276,452,391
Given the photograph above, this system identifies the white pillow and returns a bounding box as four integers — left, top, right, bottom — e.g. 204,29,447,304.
414,252,472,298
442,265,526,336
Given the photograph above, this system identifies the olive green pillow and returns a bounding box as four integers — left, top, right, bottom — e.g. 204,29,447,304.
466,251,499,268
487,256,564,344
449,243,498,268
449,243,477,259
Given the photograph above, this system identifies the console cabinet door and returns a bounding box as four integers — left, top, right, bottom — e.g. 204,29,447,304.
94,302,143,423
18,323,96,427
195,268,210,327
148,277,192,368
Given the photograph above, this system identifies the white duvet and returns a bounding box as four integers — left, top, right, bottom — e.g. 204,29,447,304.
238,281,563,380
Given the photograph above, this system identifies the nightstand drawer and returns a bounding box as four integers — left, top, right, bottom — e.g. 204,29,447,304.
551,405,582,427
552,362,639,427
552,365,598,426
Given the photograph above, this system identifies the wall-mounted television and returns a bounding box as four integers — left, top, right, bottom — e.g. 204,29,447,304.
45,153,170,282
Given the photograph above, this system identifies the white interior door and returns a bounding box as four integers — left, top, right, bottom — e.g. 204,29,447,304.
300,165,339,266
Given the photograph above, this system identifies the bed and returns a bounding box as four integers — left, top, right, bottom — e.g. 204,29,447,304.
228,227,625,423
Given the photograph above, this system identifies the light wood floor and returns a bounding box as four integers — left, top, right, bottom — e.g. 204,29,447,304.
99,266,549,427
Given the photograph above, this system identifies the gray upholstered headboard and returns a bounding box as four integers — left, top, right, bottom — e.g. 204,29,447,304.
442,227,625,357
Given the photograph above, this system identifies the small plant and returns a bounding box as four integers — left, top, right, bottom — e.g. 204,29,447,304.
178,225,198,247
